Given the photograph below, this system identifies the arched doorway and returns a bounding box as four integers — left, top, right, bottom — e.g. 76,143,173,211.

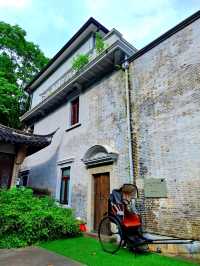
82,145,118,230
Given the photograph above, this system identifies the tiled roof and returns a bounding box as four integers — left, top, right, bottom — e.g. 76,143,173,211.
0,124,55,155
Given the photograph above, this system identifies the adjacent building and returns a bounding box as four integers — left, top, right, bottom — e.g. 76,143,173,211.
0,123,53,188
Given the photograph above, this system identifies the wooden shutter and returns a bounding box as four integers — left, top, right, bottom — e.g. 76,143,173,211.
60,168,70,204
71,97,79,125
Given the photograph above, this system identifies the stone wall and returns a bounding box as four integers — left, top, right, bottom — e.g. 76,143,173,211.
130,18,200,241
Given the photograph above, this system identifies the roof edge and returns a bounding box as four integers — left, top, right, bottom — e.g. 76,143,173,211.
0,123,57,139
128,10,200,62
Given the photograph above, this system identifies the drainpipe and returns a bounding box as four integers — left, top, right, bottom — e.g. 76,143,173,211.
123,56,134,183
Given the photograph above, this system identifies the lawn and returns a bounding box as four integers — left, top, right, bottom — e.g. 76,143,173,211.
39,236,198,266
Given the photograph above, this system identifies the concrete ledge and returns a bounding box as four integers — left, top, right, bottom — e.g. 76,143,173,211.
144,233,200,262
84,232,98,239
66,123,81,132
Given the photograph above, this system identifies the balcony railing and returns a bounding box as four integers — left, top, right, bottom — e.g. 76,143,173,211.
39,67,75,102
39,49,99,103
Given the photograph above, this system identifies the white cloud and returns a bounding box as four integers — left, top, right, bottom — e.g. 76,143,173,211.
83,0,196,49
120,8,178,48
0,0,198,57
84,0,108,14
84,0,175,46
53,15,69,30
0,0,31,9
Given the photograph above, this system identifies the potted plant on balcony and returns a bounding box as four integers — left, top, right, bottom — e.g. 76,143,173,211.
72,54,89,72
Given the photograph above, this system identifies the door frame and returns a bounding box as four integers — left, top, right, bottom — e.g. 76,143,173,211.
93,172,110,231
87,165,116,232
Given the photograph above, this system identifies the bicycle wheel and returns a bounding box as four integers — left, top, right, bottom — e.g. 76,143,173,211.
98,216,123,254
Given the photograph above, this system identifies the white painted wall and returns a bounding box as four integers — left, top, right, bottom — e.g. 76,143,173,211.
22,70,130,228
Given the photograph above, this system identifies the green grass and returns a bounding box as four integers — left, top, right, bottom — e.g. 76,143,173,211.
39,236,198,266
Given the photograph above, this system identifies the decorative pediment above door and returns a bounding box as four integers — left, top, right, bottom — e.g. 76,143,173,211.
82,145,118,167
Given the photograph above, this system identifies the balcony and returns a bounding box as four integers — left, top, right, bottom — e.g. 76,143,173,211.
21,31,136,124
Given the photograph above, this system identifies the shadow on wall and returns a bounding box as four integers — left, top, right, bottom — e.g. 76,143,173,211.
28,145,59,197
27,131,63,197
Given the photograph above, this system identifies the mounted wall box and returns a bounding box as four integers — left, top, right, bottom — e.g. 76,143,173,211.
144,178,167,198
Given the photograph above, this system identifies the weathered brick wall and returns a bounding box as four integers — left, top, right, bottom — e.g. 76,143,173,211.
130,18,200,240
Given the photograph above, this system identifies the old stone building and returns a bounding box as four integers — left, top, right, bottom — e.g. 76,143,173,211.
21,18,136,231
20,12,200,258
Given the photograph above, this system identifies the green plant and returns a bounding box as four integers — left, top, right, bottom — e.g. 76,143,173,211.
0,188,80,248
72,54,89,72
95,32,105,54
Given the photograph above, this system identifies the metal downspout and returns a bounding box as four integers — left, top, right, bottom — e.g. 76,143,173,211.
123,56,134,183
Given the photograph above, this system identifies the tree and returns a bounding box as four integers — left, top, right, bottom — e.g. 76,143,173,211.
0,21,49,128
0,76,28,128
0,22,49,87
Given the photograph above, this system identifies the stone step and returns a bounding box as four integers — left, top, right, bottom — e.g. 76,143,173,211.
84,232,98,239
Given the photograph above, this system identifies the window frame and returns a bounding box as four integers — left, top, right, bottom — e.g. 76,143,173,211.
19,170,29,187
60,167,70,205
70,97,79,126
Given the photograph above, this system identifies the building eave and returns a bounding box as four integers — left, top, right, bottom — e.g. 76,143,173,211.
0,124,56,156
21,39,135,124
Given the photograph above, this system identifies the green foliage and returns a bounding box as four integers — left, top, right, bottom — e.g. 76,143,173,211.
0,76,28,128
72,54,89,72
0,21,49,128
0,21,49,87
0,53,16,84
95,32,105,54
0,188,80,249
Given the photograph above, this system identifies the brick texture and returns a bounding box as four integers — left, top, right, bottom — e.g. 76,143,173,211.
130,18,200,240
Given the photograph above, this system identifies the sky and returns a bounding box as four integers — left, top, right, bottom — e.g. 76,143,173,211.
0,0,199,58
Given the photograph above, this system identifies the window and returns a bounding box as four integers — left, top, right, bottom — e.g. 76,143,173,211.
70,97,79,125
60,167,70,204
19,170,29,187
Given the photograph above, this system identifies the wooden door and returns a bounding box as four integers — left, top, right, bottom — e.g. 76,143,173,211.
94,173,110,231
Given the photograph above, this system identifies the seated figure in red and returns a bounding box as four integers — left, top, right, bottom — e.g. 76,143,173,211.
121,184,141,228
109,184,141,228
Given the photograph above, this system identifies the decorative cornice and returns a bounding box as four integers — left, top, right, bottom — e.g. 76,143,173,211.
82,144,118,167
82,154,117,167
57,158,75,165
